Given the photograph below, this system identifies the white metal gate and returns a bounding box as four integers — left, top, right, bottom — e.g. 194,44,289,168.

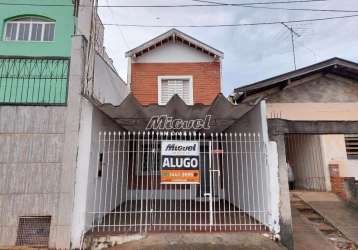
89,131,271,233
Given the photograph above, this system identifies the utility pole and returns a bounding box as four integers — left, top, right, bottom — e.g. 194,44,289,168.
281,22,300,70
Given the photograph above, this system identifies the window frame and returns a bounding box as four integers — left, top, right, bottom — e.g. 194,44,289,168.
3,17,55,42
158,75,194,105
345,135,358,159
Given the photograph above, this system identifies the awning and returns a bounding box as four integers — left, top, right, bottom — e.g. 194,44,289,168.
98,93,254,133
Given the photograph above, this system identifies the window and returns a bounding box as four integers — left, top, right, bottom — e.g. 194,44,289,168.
4,17,55,42
345,135,358,159
158,76,193,105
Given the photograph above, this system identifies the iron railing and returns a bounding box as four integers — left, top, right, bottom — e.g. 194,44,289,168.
0,56,70,105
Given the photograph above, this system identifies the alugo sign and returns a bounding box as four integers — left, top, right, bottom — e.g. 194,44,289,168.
146,115,211,130
161,140,200,184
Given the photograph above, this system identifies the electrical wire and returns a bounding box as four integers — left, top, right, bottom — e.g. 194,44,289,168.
192,0,358,13
103,14,358,28
0,0,329,8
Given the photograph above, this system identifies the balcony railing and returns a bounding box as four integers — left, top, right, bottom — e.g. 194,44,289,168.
0,56,70,105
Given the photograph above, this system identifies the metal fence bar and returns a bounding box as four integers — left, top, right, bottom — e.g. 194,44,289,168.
89,131,272,233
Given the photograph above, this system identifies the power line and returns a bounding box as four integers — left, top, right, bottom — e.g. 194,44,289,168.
105,0,130,49
192,0,358,13
0,0,328,8
103,14,358,28
1,1,357,14
237,5,358,13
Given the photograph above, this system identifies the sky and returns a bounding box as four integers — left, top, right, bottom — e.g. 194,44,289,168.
97,0,358,96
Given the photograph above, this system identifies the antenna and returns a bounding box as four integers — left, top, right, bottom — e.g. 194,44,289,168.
281,22,301,70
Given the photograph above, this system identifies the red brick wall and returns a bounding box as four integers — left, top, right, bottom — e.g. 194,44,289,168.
331,176,347,200
131,62,221,105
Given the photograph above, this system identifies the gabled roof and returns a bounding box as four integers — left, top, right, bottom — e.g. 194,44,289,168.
125,28,224,59
98,93,252,133
233,57,358,101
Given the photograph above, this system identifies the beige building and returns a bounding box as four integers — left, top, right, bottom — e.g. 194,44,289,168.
233,57,358,191
232,58,358,249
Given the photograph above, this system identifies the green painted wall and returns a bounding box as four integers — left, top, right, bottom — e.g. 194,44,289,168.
0,0,74,104
0,0,74,57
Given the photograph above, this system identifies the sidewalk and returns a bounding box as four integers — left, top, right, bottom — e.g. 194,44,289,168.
291,196,336,250
295,191,358,245
104,232,286,250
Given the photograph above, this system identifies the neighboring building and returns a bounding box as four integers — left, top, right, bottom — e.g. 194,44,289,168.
0,0,128,248
232,57,358,187
231,58,358,248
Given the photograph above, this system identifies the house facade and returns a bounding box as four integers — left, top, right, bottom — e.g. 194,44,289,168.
0,0,128,248
126,29,222,105
0,0,75,246
83,28,282,249
232,58,358,238
232,58,358,189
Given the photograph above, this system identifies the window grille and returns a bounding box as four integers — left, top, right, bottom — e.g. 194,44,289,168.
345,135,358,159
4,17,55,42
16,216,51,247
0,57,69,104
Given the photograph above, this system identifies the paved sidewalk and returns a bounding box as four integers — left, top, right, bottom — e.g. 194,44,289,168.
105,233,286,250
291,199,336,250
295,191,358,245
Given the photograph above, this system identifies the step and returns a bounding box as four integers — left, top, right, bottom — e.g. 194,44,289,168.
318,223,336,234
294,204,313,211
305,213,323,221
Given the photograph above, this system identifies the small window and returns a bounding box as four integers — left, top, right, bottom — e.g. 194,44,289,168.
4,17,55,42
158,76,193,105
345,135,358,159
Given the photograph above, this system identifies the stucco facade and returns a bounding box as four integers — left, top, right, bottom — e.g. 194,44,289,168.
0,0,74,57
264,73,358,181
0,1,76,246
0,0,129,248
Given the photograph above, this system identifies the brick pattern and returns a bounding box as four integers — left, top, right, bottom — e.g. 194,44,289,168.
131,62,221,105
330,176,357,201
330,176,347,200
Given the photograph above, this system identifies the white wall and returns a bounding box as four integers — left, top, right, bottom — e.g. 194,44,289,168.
347,160,358,179
134,42,214,63
224,101,279,233
320,134,358,180
71,102,123,248
93,53,129,106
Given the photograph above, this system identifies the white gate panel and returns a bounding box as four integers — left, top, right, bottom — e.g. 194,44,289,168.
88,131,273,233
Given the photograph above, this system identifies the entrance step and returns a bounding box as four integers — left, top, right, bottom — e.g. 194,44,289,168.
294,204,314,212
305,213,324,222
318,223,337,234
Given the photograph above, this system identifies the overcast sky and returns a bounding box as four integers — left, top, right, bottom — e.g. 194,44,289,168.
98,0,358,95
